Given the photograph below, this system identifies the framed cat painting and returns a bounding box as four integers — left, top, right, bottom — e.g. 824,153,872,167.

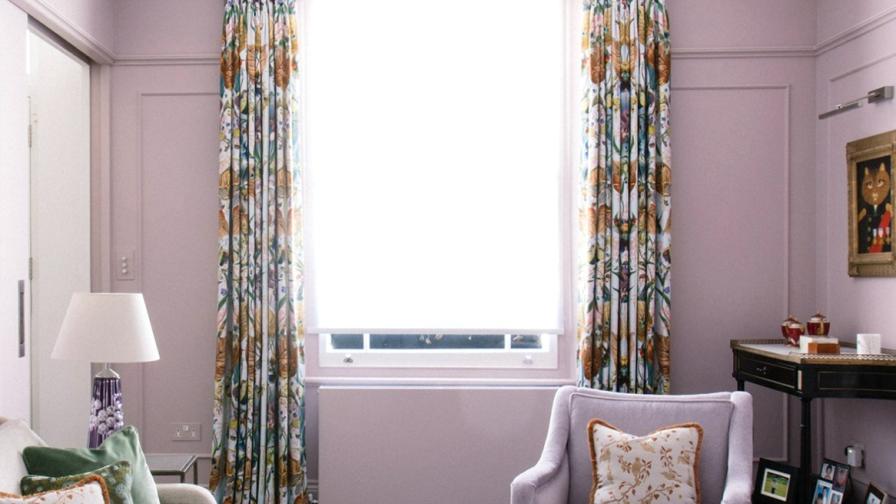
848,130,896,277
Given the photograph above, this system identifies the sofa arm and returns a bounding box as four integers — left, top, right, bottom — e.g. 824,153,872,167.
156,484,216,504
510,457,569,504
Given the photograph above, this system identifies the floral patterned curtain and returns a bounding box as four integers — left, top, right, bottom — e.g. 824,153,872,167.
209,1,307,503
577,0,671,394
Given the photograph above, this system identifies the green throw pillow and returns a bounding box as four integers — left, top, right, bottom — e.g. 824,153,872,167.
22,426,159,504
21,461,133,504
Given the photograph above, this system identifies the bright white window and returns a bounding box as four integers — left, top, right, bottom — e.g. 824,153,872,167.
302,0,572,368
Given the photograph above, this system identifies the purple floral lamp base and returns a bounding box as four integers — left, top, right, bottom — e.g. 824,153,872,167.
88,367,124,448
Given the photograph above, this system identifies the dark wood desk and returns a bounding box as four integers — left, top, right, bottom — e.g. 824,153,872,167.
731,339,896,503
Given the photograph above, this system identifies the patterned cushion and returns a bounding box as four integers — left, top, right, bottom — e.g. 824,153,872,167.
22,426,157,504
588,419,703,503
20,461,132,504
0,475,109,504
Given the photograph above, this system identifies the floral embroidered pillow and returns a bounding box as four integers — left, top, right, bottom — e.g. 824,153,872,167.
0,475,109,504
588,419,704,504
20,461,132,504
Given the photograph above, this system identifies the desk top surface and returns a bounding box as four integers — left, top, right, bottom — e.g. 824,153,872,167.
731,339,896,366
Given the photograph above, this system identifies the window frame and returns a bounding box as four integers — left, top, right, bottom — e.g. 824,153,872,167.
299,0,580,373
318,333,558,369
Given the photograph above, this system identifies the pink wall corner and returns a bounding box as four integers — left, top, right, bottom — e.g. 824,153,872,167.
815,0,896,494
816,0,896,44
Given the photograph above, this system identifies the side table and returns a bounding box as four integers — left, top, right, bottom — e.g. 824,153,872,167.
146,453,199,485
731,338,896,503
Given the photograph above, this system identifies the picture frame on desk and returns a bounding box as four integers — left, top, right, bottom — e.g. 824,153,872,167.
753,458,799,503
813,459,851,504
865,482,888,504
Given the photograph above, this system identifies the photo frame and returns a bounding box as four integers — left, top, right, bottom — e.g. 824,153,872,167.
813,458,851,504
753,458,799,503
847,129,896,277
865,482,888,504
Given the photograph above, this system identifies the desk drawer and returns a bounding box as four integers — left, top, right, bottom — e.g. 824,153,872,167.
737,354,798,391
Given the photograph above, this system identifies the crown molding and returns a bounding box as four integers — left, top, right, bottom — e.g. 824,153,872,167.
9,0,114,65
114,53,219,66
10,0,896,67
815,5,896,55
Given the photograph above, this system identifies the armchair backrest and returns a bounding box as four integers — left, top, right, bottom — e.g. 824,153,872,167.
559,387,751,504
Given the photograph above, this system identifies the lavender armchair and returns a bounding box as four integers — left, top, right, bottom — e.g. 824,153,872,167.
511,386,753,504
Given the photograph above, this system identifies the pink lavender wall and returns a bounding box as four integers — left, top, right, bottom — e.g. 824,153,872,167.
814,0,896,495
669,0,818,469
41,0,115,51
108,1,221,485
100,0,896,501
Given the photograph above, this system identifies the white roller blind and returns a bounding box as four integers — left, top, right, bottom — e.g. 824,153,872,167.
304,0,566,332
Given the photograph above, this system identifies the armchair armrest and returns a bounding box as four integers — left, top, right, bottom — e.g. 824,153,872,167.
510,386,576,504
156,484,216,504
721,391,754,504
720,473,752,504
510,457,569,504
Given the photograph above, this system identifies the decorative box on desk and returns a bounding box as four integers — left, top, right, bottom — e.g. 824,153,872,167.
731,339,896,502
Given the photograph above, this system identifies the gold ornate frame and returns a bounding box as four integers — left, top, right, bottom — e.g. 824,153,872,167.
847,130,896,277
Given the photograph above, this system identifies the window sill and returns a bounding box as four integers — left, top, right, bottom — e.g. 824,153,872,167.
304,375,576,387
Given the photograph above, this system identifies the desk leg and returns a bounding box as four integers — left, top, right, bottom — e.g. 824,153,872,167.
801,397,812,502
736,379,744,391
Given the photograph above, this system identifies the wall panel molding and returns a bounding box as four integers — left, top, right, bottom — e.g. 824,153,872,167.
673,46,814,60
116,88,218,438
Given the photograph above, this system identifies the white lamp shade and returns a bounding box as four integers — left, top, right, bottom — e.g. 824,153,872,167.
52,293,159,363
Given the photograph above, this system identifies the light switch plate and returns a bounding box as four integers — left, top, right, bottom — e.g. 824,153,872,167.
172,422,201,441
116,250,136,281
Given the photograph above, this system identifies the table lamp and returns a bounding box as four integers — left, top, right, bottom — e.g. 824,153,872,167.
52,293,159,447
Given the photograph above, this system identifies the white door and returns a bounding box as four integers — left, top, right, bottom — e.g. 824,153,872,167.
0,2,30,423
28,28,92,447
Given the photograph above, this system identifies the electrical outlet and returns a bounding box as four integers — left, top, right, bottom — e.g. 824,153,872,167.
172,423,201,441
845,443,864,467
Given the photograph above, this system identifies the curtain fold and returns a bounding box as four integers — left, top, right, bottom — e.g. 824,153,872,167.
210,1,307,503
576,0,671,394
